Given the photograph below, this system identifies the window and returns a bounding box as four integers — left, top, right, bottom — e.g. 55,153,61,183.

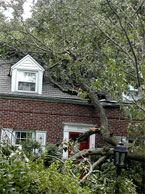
1,129,47,151
11,55,45,94
122,85,140,101
17,71,37,92
15,131,33,144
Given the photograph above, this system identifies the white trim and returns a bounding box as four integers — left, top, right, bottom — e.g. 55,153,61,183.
16,70,38,93
63,123,96,159
11,55,45,72
13,130,35,145
36,131,47,145
122,85,140,101
1,129,47,152
36,131,47,152
1,128,13,144
11,55,44,94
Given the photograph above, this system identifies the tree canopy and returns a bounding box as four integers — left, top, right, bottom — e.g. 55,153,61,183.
0,0,145,189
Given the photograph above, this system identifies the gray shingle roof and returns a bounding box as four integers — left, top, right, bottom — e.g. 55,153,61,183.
0,59,119,107
0,59,86,102
0,60,11,93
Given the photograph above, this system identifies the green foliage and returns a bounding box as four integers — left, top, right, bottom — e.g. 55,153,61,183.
0,142,140,194
21,139,42,156
0,1,144,192
43,143,61,166
30,161,91,194
127,122,145,144
126,160,145,194
0,159,91,194
71,159,138,194
45,143,60,156
114,177,137,194
0,143,91,194
0,0,144,112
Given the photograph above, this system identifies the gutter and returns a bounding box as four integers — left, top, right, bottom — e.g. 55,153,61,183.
0,93,122,107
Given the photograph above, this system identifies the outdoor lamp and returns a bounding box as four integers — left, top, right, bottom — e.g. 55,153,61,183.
114,141,128,167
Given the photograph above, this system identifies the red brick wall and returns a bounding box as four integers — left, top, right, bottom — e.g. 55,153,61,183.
0,98,129,144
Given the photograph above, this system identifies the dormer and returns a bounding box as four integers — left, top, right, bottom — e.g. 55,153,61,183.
122,85,140,101
11,55,45,94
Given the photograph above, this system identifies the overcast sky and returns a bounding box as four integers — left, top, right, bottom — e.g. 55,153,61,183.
3,0,35,20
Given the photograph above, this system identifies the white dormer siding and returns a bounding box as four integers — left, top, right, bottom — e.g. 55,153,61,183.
122,85,140,102
11,55,45,94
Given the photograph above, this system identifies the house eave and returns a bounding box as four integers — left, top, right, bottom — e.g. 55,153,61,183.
0,93,122,107
0,93,89,105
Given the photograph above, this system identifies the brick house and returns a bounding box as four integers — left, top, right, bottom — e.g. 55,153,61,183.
0,55,129,158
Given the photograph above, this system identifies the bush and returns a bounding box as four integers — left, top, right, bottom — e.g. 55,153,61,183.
43,143,61,166
0,159,91,194
0,143,91,194
73,159,138,194
0,143,139,194
21,139,42,156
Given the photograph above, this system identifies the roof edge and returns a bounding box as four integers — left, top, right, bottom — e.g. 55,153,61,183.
0,93,89,105
0,93,122,107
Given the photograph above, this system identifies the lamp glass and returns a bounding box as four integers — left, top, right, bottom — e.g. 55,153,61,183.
120,152,126,166
115,151,119,165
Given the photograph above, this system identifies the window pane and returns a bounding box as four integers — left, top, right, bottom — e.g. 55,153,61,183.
21,132,26,138
18,71,36,82
16,132,20,138
21,138,26,142
18,82,35,91
24,72,36,82
70,134,79,141
15,131,33,145
16,139,21,144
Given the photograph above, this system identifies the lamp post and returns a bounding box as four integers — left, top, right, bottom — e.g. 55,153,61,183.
114,141,128,176
114,141,128,193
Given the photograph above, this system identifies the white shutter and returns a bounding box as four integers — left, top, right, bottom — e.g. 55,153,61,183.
36,131,46,151
1,128,13,144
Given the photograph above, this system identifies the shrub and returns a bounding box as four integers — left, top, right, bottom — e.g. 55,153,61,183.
43,143,61,166
0,143,91,194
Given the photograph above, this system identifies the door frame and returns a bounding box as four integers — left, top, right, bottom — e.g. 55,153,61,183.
63,123,96,159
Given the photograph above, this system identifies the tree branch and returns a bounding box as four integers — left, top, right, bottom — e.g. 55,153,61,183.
46,73,78,94
78,81,118,146
106,0,141,87
79,156,107,184
69,147,113,161
69,146,145,162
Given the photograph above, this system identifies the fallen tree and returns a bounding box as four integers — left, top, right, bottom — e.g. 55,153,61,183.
0,1,145,191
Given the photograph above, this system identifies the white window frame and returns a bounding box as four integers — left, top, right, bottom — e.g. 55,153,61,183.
63,123,96,159
1,129,47,151
11,55,45,94
122,85,140,102
16,70,38,93
13,130,35,145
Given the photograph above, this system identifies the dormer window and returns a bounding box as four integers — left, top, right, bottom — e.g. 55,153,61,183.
122,85,140,101
11,55,44,94
17,71,37,92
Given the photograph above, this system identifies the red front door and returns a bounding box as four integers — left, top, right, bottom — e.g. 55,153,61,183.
68,132,89,157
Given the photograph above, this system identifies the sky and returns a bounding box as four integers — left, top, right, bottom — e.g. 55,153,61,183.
3,0,35,20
